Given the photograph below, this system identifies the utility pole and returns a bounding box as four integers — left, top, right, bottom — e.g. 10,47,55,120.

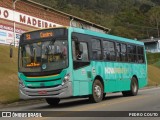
13,0,20,47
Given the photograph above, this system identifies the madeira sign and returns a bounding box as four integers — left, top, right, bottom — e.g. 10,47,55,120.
0,6,61,28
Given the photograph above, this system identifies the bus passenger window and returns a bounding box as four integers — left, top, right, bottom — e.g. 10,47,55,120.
127,45,137,63
121,44,127,62
81,42,89,61
116,43,121,61
72,41,89,61
103,41,116,61
91,39,102,60
72,41,82,60
137,46,144,63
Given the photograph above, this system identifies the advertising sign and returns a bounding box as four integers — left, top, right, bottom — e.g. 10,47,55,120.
0,6,62,46
0,6,61,29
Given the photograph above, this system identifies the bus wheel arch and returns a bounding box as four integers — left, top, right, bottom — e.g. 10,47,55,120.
89,75,104,103
122,75,139,96
94,75,104,89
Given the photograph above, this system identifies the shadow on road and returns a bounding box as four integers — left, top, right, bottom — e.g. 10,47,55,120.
31,94,123,110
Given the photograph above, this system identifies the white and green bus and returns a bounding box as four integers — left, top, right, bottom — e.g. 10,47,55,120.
17,27,147,105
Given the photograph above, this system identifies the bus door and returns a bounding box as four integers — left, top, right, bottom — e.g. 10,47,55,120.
72,40,91,96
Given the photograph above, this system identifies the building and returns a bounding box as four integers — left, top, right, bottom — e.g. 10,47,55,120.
141,37,160,53
0,0,110,46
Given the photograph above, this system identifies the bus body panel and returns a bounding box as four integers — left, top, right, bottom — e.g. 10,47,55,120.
71,61,147,97
70,27,147,97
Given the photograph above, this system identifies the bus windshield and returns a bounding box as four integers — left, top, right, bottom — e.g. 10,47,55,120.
19,39,68,72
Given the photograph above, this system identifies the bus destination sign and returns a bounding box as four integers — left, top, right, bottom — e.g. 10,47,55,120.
24,30,54,41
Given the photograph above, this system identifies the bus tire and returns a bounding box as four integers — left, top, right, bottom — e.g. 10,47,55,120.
122,77,138,96
130,77,138,96
45,98,60,106
89,79,104,103
103,93,106,99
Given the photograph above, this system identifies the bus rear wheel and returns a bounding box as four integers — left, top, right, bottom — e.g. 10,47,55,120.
89,79,104,103
122,77,138,96
45,98,60,106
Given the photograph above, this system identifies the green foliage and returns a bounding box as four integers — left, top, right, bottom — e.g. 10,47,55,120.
147,52,160,65
147,6,160,37
153,61,160,68
33,0,160,39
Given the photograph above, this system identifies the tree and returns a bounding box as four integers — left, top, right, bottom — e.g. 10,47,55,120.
147,6,160,37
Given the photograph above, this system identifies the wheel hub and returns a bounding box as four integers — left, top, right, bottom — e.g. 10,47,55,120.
94,85,101,98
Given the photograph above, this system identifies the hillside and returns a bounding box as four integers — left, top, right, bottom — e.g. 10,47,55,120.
148,65,160,86
33,0,160,39
0,45,160,103
153,61,160,68
147,52,160,69
147,52,160,64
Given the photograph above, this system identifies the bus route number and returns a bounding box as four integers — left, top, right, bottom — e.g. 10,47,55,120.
26,34,31,40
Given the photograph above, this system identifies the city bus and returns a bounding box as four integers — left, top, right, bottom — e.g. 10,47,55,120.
16,27,147,106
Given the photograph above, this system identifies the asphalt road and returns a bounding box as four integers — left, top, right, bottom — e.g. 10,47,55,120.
1,87,160,120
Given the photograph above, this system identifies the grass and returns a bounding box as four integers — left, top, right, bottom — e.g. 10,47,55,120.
147,52,160,64
0,45,19,104
153,61,160,69
148,65,160,86
147,52,160,86
0,45,160,104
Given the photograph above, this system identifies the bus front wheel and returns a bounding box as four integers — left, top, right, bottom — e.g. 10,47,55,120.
45,98,60,106
122,77,138,96
89,79,104,103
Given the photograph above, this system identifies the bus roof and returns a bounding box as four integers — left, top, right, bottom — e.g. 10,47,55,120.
23,26,69,34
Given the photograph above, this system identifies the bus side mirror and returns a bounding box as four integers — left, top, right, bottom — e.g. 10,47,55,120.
10,43,13,58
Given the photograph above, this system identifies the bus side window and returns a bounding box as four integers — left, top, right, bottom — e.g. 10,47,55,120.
121,44,127,62
127,45,132,62
72,41,89,61
137,46,144,63
91,39,102,60
116,42,121,61
133,46,137,62
103,41,109,60
80,42,89,61
127,44,137,63
103,40,116,61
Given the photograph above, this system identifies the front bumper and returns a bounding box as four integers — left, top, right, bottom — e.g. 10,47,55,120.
19,82,72,99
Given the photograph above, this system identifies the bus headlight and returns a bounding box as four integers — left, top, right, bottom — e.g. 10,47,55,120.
62,73,70,86
19,78,25,88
